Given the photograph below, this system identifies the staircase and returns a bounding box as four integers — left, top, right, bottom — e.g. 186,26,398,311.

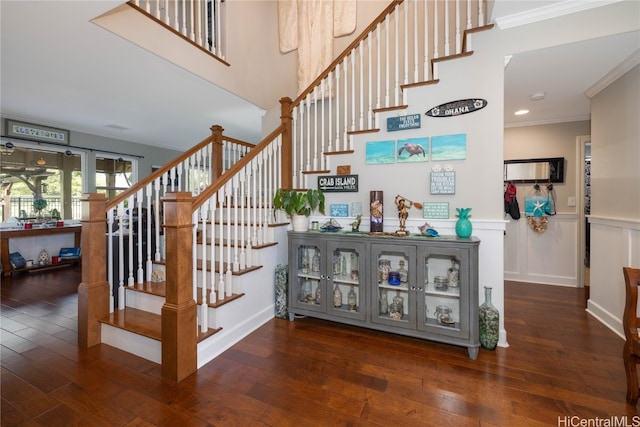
78,0,494,382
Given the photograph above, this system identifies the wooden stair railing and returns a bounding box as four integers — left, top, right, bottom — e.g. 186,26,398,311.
282,0,492,188
79,0,496,383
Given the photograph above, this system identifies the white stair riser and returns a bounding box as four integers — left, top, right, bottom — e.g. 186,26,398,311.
125,288,164,314
101,323,161,364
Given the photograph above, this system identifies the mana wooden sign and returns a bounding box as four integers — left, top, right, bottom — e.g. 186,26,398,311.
425,99,487,118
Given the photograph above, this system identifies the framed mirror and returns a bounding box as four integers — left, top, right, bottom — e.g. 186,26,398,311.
504,157,564,183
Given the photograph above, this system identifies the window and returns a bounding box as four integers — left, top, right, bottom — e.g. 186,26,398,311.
1,142,83,220
95,155,136,199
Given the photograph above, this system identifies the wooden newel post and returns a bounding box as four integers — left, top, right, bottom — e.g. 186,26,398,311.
280,97,293,190
161,192,197,382
78,193,109,348
210,125,224,180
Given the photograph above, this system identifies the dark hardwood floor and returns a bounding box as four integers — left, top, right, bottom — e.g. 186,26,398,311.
1,265,637,426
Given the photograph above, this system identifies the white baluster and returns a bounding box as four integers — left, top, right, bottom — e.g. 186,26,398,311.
251,158,258,249
136,189,144,284
117,203,125,310
107,209,114,313
327,73,333,153
479,0,485,27
343,57,349,149
292,105,298,187
232,176,239,272
127,195,134,286
218,188,225,300
444,0,450,56
239,166,246,270
335,63,341,151
394,5,400,105
455,0,461,54
146,183,153,282
414,0,419,83
225,182,233,297
385,18,390,108
424,0,430,81
313,86,318,171
351,51,356,132
209,193,217,304
359,42,364,130
154,179,161,261
199,202,208,332
305,97,311,172
368,35,373,129
320,79,326,170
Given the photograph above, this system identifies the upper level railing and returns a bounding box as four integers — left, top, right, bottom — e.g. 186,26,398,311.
129,0,227,62
284,0,489,189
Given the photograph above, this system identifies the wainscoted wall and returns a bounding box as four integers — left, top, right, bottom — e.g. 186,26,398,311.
587,216,640,339
504,213,579,287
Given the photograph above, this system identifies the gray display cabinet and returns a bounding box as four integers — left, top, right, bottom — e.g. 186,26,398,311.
288,231,481,359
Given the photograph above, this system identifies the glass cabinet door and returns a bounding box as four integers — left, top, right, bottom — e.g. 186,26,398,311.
327,240,366,320
418,247,470,338
371,244,416,329
290,240,326,314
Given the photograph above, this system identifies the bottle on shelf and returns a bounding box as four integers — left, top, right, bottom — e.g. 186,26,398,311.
347,285,357,311
333,283,342,307
379,288,388,314
398,259,408,283
389,290,404,320
315,282,321,304
447,257,459,288
312,249,320,272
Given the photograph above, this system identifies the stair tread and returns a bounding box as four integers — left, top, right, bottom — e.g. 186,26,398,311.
99,306,222,343
152,259,264,275
99,307,162,341
195,237,279,249
127,281,246,310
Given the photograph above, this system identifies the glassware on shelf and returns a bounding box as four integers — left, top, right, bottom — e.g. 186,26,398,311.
435,305,454,326
434,276,448,291
347,285,357,311
351,269,359,281
398,259,408,283
301,280,313,302
301,251,310,273
333,283,342,307
378,258,391,282
379,288,388,314
447,258,459,288
315,282,321,304
312,250,320,272
333,253,341,275
389,290,404,320
387,271,401,286
341,254,348,276
350,252,358,271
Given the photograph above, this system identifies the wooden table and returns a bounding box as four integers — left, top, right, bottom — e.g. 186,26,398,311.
0,224,82,277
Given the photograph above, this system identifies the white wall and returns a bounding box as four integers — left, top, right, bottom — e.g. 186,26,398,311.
587,64,640,338
309,29,509,346
503,121,590,286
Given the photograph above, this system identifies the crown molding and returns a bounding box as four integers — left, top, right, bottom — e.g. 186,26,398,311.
495,0,623,30
585,49,640,99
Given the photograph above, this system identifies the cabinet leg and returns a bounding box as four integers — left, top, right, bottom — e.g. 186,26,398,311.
288,312,295,321
468,346,479,360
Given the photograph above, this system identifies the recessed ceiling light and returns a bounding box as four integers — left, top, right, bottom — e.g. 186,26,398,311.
530,92,546,101
514,109,529,116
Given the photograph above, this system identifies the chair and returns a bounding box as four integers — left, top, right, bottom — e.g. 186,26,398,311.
623,267,640,404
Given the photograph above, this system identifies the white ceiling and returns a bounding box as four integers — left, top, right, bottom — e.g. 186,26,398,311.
1,1,638,152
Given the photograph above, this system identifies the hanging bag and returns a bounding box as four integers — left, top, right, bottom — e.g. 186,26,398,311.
504,182,520,220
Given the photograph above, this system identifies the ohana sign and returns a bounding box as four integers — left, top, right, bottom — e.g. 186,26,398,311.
425,99,487,118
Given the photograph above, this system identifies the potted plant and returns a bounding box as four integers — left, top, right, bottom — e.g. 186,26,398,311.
273,188,325,231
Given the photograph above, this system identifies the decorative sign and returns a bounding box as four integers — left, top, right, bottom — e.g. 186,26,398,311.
425,99,487,118
423,202,450,219
351,202,362,216
330,204,349,217
337,165,351,175
387,114,421,132
430,171,456,194
318,174,358,192
5,119,70,144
